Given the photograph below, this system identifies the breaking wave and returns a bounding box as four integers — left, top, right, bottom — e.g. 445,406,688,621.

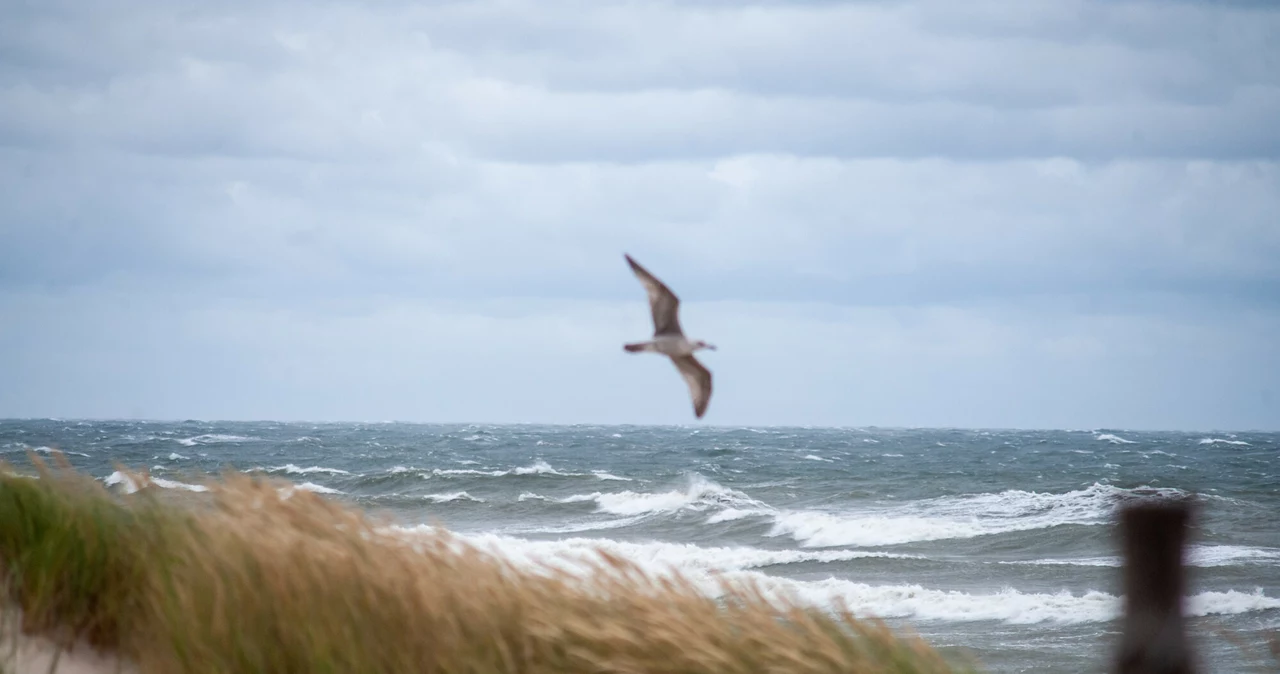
1094,433,1136,445
176,434,259,447
103,471,208,494
265,464,351,476
765,483,1171,548
387,527,1280,625
554,474,768,518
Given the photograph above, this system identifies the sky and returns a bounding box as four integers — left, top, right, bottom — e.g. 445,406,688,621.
1,0,1278,430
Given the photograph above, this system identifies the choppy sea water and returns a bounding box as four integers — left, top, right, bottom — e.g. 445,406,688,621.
2,420,1277,673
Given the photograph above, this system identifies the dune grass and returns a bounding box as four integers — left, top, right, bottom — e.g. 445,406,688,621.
0,452,975,674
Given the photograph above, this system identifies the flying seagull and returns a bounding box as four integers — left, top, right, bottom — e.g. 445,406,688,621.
622,254,717,419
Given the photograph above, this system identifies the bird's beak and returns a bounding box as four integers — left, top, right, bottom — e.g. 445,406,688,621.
707,344,718,351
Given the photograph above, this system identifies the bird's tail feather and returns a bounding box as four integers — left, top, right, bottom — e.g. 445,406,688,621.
624,341,655,353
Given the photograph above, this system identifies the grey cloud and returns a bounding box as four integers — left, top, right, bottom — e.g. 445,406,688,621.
2,0,1278,162
1,0,1277,428
3,147,1277,310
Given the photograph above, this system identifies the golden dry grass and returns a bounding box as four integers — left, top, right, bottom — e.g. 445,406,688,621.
0,452,976,674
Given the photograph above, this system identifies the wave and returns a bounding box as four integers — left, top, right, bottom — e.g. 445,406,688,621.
387,528,1280,625
297,482,343,495
424,491,485,503
999,545,1280,569
265,464,351,476
533,480,1186,548
1094,433,1137,445
555,474,769,518
1198,438,1251,446
394,527,922,576
766,483,1170,548
103,471,208,494
430,460,579,479
168,452,189,460
176,434,259,447
19,446,92,458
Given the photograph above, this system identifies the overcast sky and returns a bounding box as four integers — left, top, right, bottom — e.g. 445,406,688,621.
1,0,1277,430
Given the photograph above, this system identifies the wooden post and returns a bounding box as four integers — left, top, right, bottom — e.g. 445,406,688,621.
1114,498,1196,674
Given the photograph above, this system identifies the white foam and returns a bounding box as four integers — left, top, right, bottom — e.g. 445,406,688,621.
152,477,210,492
103,471,139,494
514,460,567,476
395,528,920,578
103,471,207,494
558,474,769,518
517,492,549,502
384,528,1280,625
1188,545,1280,567
297,482,343,495
168,452,189,460
431,460,581,479
997,545,1280,569
425,491,484,503
29,446,91,458
1094,433,1137,444
706,508,766,524
506,514,659,536
592,470,632,481
176,434,258,446
1000,557,1119,568
881,453,904,458
767,483,1152,548
1198,438,1251,446
1187,589,1280,617
804,455,833,462
268,464,351,476
431,468,509,477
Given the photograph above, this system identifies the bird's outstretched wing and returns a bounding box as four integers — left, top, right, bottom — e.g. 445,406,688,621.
671,354,712,419
625,254,683,336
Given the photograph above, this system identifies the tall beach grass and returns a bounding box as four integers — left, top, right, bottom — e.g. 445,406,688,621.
0,452,975,673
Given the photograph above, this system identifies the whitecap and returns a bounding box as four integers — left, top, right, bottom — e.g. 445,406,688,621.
266,464,351,476
556,474,769,518
297,482,343,495
424,491,485,503
28,446,91,458
103,471,207,494
382,528,1280,626
1198,438,1251,446
766,483,1166,548
177,434,259,447
1094,433,1136,445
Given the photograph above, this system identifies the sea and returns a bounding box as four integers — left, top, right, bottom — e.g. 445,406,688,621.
2,419,1277,673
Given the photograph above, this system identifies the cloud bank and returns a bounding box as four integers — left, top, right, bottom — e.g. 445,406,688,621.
1,0,1277,429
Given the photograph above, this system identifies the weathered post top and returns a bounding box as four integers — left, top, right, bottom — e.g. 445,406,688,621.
1114,497,1196,674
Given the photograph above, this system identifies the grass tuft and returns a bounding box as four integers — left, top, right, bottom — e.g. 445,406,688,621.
0,453,976,673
